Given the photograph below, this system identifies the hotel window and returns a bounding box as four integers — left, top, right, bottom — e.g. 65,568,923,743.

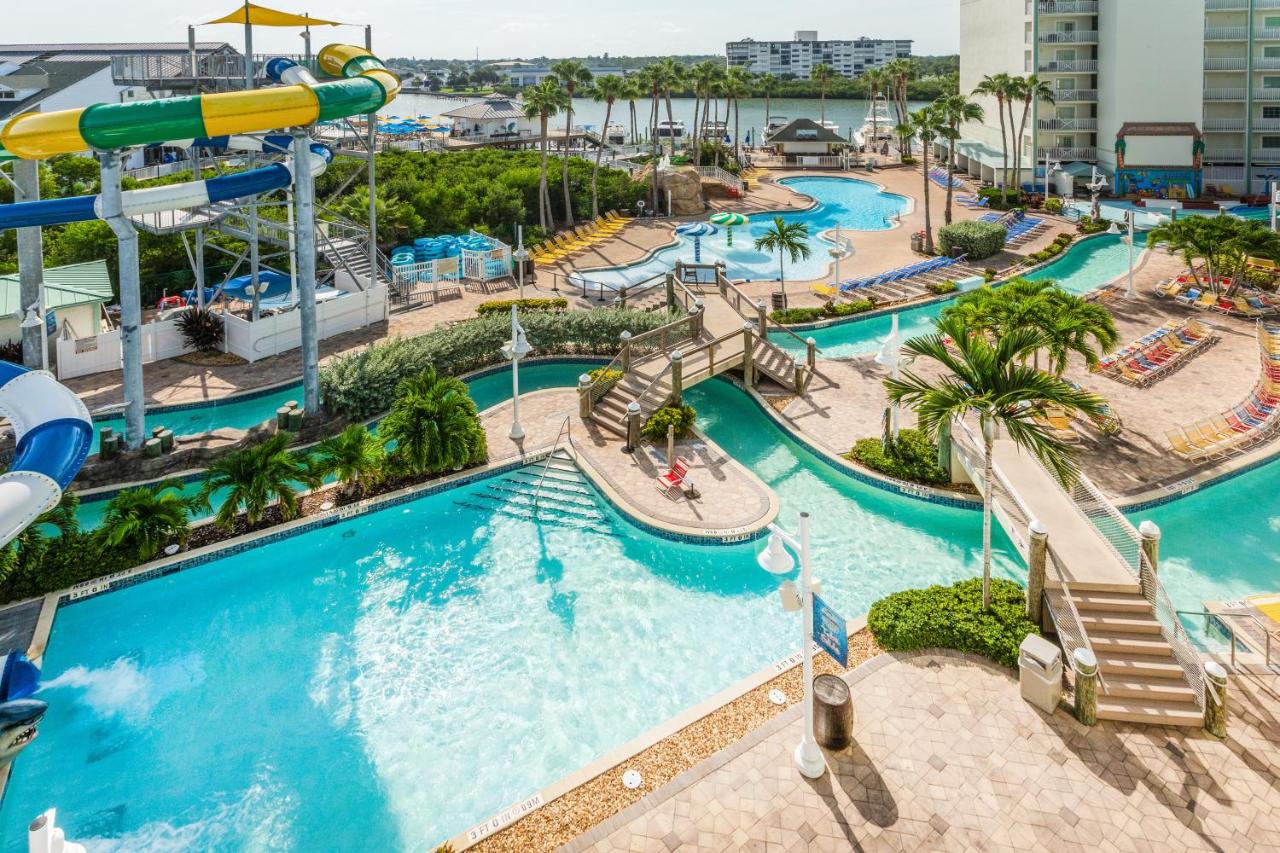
1265,16,1280,28
1262,136,1280,149
1266,46,1280,58
1265,106,1280,118
1264,76,1280,89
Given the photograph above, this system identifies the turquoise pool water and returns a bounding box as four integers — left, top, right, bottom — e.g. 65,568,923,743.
777,234,1140,360
575,176,909,289
88,383,305,456
72,363,594,531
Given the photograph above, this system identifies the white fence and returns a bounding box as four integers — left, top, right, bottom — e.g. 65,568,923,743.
694,165,746,194
55,287,388,377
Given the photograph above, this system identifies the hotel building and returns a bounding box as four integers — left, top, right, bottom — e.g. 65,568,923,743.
726,32,912,80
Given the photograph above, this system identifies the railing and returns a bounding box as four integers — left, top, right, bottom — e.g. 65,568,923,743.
679,327,748,387
1038,118,1097,131
111,52,318,89
713,268,819,357
1051,89,1098,103
1037,31,1098,44
1038,60,1098,74
628,359,675,419
1039,0,1097,12
694,165,745,194
1203,57,1248,71
1036,146,1096,161
1205,27,1248,40
1177,609,1276,671
1204,88,1248,100
1142,556,1207,709
586,309,700,405
1203,118,1247,131
532,416,573,507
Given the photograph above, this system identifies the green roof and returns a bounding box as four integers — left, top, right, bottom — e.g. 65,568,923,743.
0,260,113,316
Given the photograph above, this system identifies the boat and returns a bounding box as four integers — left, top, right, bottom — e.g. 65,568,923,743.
763,115,789,142
654,120,685,139
820,119,841,137
855,95,896,148
701,120,728,141
605,122,626,145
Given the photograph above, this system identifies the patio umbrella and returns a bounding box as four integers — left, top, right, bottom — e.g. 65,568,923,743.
709,211,748,246
675,221,718,263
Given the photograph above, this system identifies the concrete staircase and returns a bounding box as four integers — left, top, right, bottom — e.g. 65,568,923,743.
451,450,615,536
320,236,389,289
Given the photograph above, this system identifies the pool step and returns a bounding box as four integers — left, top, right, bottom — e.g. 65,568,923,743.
484,482,598,510
452,499,616,537
464,490,606,523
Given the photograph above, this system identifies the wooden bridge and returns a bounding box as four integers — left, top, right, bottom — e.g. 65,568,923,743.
583,263,816,437
951,421,1209,727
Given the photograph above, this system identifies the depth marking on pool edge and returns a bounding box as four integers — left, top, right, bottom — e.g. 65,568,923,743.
465,792,543,843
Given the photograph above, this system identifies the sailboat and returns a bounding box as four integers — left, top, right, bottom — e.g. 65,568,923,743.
854,94,896,149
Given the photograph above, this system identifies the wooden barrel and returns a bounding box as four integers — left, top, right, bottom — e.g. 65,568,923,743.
812,674,854,751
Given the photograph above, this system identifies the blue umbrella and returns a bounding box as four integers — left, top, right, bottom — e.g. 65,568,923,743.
675,222,718,263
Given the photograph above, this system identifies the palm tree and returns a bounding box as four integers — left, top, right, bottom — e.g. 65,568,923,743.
885,315,1106,609
653,58,684,157
934,94,985,225
198,432,319,530
973,73,1014,196
311,424,386,498
0,491,79,579
908,107,945,254
688,61,720,155
381,367,488,476
864,68,889,147
1014,75,1054,200
810,63,836,125
1148,217,1227,292
549,60,593,227
523,79,569,230
757,71,777,142
882,58,914,130
724,66,752,164
893,121,914,159
754,217,812,308
623,77,643,145
590,75,627,218
96,480,193,563
1222,220,1280,293
635,64,664,212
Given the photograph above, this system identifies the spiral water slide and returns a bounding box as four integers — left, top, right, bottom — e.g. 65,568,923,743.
0,44,400,229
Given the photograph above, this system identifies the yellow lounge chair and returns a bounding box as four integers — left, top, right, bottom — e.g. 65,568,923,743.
812,284,838,299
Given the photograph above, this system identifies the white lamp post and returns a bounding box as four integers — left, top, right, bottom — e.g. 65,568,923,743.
757,512,827,780
514,224,529,299
20,302,47,371
501,304,532,440
874,313,901,440
1125,208,1137,299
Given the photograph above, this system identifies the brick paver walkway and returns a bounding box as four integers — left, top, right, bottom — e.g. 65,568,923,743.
564,651,1280,852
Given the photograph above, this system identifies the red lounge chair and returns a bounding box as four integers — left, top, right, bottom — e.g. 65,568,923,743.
655,457,693,496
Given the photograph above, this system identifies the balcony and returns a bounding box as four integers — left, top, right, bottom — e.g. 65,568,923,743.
1038,118,1098,130
1204,57,1247,71
1203,118,1247,131
1052,89,1098,102
1205,0,1248,8
1038,31,1099,44
1205,27,1248,40
1038,59,1098,73
1253,149,1280,161
1037,146,1096,160
1206,148,1245,161
1205,88,1248,99
1255,88,1280,100
1038,1,1097,13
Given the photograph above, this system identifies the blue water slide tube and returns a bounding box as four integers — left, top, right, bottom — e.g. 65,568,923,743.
0,362,92,547
0,141,331,231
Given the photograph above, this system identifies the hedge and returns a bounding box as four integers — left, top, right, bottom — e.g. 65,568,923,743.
641,405,697,441
321,309,677,418
771,299,874,326
847,429,949,486
867,578,1039,668
938,220,1007,260
475,297,569,316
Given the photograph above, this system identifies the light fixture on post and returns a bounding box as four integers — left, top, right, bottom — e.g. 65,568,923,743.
513,224,529,299
1125,208,1137,299
19,302,47,371
500,305,532,440
1106,220,1121,235
756,512,827,780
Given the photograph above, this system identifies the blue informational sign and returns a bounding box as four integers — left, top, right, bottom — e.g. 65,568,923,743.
45,309,55,336
812,594,848,667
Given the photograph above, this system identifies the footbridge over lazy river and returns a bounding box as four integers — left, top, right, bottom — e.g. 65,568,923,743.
950,421,1211,727
584,262,818,435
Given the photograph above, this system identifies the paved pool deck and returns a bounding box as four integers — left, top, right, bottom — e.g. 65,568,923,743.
561,650,1280,853
480,387,778,541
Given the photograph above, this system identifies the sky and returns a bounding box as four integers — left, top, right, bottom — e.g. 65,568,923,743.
16,0,960,60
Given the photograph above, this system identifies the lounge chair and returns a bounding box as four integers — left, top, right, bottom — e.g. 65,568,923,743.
655,457,694,498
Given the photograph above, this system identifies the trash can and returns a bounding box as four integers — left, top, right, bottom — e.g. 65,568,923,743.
771,291,787,311
910,233,924,253
812,674,854,750
1018,634,1063,714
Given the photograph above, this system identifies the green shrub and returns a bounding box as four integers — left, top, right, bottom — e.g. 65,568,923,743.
475,297,569,316
828,299,874,317
900,155,917,165
938,220,1007,260
1077,215,1108,235
1043,197,1064,215
771,299,875,325
771,306,823,325
867,578,1039,668
641,405,697,441
320,309,676,418
847,429,950,486
983,268,998,281
927,280,958,295
588,367,622,385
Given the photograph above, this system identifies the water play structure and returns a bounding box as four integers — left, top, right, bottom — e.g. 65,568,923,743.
0,41,400,449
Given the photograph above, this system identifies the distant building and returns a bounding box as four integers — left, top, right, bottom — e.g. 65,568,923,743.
767,117,846,159
726,32,912,80
0,260,114,351
441,94,539,139
504,66,628,88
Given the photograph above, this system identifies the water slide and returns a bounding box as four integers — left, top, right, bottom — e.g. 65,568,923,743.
0,362,92,549
0,44,400,229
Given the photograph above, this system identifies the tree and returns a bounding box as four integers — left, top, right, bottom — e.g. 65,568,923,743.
622,77,643,146
933,94,985,225
311,424,386,498
1220,220,1280,294
1147,217,1229,293
724,66,752,163
882,58,915,131
757,71,777,140
0,491,79,580
908,107,945,254
589,75,627,218
973,73,1015,195
522,79,569,230
753,217,811,308
688,61,721,154
96,480,193,563
197,432,320,530
549,60,593,227
380,367,488,476
884,315,1106,609
863,68,889,146
635,64,664,212
810,63,837,125
654,58,685,156
1013,75,1055,198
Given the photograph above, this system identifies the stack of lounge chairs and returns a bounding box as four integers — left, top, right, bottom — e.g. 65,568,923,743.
1093,318,1217,386
1157,276,1280,317
929,167,965,190
1166,322,1280,461
816,254,975,306
958,194,990,209
980,211,1046,248
530,211,633,264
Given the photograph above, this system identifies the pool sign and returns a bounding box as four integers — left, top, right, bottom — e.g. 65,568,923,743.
812,594,848,667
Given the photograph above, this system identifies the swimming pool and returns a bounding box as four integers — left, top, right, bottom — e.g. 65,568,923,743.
72,363,595,531
6,357,1280,849
775,234,1141,360
575,176,909,289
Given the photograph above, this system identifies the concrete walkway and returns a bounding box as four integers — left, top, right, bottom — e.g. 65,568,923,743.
563,651,1280,853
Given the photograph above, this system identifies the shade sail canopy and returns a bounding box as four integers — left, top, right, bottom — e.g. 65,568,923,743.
205,4,344,26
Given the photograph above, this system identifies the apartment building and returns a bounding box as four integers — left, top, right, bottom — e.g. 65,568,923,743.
725,32,912,80
957,1,1273,197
